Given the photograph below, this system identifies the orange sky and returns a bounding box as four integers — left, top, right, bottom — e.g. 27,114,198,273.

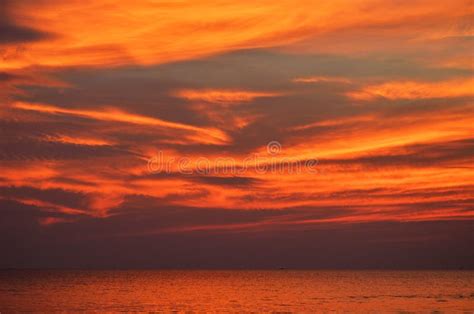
0,0,473,242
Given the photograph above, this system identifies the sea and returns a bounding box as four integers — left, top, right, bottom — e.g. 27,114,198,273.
0,270,473,312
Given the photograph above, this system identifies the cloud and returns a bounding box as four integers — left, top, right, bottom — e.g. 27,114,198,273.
173,89,282,105
292,76,351,84
0,71,18,81
0,186,89,210
43,134,114,146
1,0,471,69
0,0,53,44
12,101,230,145
0,21,53,44
321,138,474,168
39,216,73,226
187,175,262,187
0,138,131,161
1,196,473,268
1,50,472,221
0,1,472,268
349,78,474,100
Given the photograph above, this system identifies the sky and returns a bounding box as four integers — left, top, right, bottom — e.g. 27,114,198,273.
0,0,473,269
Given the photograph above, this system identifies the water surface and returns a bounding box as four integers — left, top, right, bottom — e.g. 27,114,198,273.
0,270,473,312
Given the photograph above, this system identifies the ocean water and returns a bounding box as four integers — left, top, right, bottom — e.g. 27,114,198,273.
0,270,473,312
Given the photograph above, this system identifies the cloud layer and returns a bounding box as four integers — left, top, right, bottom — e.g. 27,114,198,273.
0,0,472,268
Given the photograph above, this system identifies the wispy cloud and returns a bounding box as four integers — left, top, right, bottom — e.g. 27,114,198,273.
292,76,351,84
349,78,474,100
12,101,230,145
174,89,282,105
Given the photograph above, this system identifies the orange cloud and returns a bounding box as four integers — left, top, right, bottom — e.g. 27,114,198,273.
174,89,282,105
1,0,472,232
290,115,376,131
43,135,114,146
39,217,74,226
287,109,474,161
348,78,474,101
4,197,86,216
12,101,230,145
292,76,351,84
2,0,470,70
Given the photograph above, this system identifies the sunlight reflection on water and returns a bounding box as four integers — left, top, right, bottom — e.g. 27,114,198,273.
0,270,473,312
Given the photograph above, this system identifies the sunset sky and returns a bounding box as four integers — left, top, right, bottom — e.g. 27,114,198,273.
1,0,473,268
